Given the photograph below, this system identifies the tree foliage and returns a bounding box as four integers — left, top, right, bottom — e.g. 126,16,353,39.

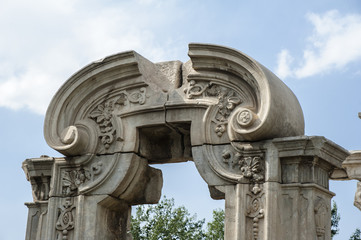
205,209,224,240
331,201,361,240
331,201,340,238
132,197,357,240
131,197,205,240
131,196,225,240
350,228,361,240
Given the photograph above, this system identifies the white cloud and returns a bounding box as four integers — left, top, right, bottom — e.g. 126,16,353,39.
276,49,294,79
276,10,361,79
0,0,184,115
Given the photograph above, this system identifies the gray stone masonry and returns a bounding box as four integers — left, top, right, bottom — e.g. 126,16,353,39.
23,44,359,240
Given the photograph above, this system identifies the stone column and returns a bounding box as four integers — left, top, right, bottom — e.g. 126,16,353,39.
193,136,349,240
23,153,163,240
23,156,54,240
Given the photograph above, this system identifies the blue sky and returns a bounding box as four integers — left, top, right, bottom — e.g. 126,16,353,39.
1,0,361,239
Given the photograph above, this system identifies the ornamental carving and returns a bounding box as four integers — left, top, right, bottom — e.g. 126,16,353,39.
246,185,264,240
222,149,264,184
62,169,90,196
89,87,146,149
31,176,51,201
22,156,54,202
61,162,103,196
237,109,254,127
184,80,242,137
314,197,327,238
56,197,75,240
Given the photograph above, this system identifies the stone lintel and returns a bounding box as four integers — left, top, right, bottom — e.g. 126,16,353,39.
272,136,349,169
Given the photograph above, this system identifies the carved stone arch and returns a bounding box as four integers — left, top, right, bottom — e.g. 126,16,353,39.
24,44,350,240
44,43,304,158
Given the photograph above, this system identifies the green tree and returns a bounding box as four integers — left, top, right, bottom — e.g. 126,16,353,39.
331,201,360,240
205,209,224,240
331,201,341,238
132,198,355,240
350,228,361,240
131,196,206,240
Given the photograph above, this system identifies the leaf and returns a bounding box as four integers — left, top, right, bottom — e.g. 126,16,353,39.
131,196,206,240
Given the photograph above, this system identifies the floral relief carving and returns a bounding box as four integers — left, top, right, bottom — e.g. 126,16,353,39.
89,87,146,149
62,169,91,196
61,162,103,196
185,80,242,137
246,186,264,240
89,101,115,150
222,150,264,184
239,156,264,182
56,197,75,240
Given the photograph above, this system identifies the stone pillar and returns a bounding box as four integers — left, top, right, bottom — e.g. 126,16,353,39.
24,201,49,240
193,136,349,240
23,156,53,240
23,153,163,240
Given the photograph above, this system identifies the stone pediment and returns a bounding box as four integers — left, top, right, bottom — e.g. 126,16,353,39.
44,43,305,158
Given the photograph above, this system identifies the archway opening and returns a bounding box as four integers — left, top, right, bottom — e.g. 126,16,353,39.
138,123,192,164
135,123,225,229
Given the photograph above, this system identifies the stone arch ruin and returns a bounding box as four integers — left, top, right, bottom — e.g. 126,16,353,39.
23,44,361,240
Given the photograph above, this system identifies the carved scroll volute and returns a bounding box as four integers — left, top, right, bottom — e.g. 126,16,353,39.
46,121,98,156
44,51,168,157
44,51,141,156
187,43,305,142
